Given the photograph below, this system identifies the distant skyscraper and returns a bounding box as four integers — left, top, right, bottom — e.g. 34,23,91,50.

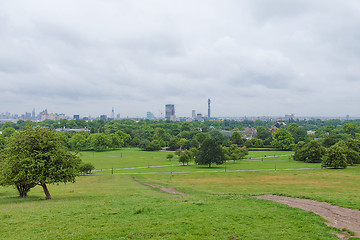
208,99,211,119
192,110,196,119
165,104,175,121
32,108,35,120
147,112,155,120
111,108,115,119
197,113,203,121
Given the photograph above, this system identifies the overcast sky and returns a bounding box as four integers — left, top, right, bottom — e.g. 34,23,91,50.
1,0,360,118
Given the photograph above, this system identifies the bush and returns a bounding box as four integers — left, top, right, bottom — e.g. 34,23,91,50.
79,163,95,174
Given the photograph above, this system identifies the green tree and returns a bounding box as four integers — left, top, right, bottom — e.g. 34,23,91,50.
180,122,192,132
293,141,307,162
346,139,360,164
89,133,112,151
250,138,263,148
145,141,161,151
271,129,295,150
115,130,132,146
179,151,191,165
168,137,179,151
322,134,339,148
196,138,225,168
0,134,6,149
178,138,187,150
2,127,15,138
225,144,248,162
166,153,174,161
343,123,360,138
256,126,272,141
305,140,325,163
210,130,226,145
79,162,95,174
322,141,348,169
190,138,200,148
69,133,88,151
230,131,244,145
0,127,81,199
288,123,307,144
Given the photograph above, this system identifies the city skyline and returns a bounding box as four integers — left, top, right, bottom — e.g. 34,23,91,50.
1,1,360,117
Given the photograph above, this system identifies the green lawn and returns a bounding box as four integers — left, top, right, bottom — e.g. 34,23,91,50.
80,149,320,174
80,148,173,170
1,149,358,239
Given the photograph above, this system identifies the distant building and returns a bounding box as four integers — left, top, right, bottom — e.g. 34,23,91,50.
147,112,155,120
24,112,31,120
208,98,211,119
196,113,203,121
73,115,80,119
100,115,107,121
192,110,196,119
55,128,90,133
285,114,295,120
116,114,121,120
165,104,175,121
111,108,115,120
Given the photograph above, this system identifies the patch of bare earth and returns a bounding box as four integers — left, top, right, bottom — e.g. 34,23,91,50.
254,195,360,239
132,176,187,196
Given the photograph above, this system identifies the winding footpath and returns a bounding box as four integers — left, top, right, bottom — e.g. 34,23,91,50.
255,195,360,239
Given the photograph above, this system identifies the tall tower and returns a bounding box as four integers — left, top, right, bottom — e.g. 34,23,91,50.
208,99,211,119
165,104,175,121
111,107,115,119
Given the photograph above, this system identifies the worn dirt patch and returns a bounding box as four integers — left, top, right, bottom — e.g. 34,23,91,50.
254,195,360,238
132,176,187,196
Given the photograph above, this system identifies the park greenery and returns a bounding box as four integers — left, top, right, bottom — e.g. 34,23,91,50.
0,127,81,199
0,148,359,239
2,118,360,169
1,116,360,238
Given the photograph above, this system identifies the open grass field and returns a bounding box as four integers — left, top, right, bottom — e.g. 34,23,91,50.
1,149,359,239
80,149,321,174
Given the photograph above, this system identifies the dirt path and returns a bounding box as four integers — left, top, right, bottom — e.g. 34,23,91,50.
254,195,360,238
132,176,187,196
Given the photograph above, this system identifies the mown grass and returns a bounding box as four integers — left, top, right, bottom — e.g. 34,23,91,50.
143,167,360,209
1,149,358,239
81,149,314,175
0,174,340,239
79,148,172,170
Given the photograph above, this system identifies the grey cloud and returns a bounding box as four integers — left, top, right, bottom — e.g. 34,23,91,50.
1,0,360,117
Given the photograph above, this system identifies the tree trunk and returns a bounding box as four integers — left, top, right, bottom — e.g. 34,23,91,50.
41,183,52,200
16,183,35,198
16,185,28,197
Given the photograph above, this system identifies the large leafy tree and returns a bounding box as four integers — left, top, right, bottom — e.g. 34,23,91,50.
256,126,272,141
288,123,307,144
196,138,225,168
230,131,244,145
89,133,112,151
293,140,324,163
322,141,348,169
0,127,81,199
271,129,295,150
